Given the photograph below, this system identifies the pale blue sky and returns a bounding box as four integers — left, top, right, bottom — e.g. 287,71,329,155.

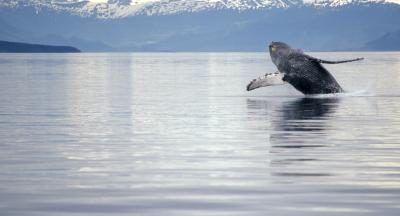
88,0,400,4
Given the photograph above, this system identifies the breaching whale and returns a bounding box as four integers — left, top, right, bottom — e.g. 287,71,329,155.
247,42,364,95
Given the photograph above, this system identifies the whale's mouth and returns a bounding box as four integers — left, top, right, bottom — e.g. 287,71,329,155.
247,72,285,91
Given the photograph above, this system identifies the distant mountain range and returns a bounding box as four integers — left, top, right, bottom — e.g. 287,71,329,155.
2,0,399,18
0,40,80,53
1,0,399,51
364,29,400,51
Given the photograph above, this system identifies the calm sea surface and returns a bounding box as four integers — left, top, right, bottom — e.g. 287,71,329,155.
0,52,400,215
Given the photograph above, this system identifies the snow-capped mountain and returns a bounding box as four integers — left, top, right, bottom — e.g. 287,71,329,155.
1,0,399,51
1,0,398,18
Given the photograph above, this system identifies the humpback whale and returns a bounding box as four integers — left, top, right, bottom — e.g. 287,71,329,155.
247,42,364,95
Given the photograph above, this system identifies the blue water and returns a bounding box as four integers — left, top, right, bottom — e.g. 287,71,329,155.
1,52,400,215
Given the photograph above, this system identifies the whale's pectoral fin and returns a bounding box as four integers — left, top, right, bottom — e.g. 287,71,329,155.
246,72,286,91
309,56,364,64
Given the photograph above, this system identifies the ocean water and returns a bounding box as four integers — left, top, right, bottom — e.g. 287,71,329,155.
0,52,400,216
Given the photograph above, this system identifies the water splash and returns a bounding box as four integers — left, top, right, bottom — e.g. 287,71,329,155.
306,89,376,98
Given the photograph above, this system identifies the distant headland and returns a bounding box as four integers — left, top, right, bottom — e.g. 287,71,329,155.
0,40,80,53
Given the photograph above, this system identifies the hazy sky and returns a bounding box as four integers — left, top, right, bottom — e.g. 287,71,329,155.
89,0,153,2
88,0,400,4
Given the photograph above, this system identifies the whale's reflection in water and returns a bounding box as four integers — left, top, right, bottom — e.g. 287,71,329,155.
276,97,339,130
247,97,341,178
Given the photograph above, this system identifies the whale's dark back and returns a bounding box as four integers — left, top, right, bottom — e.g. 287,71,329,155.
277,52,344,94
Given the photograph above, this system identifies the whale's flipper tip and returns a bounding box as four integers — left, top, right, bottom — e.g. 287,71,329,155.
247,72,285,91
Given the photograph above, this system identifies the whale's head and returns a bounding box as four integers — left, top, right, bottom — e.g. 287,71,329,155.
269,41,291,66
